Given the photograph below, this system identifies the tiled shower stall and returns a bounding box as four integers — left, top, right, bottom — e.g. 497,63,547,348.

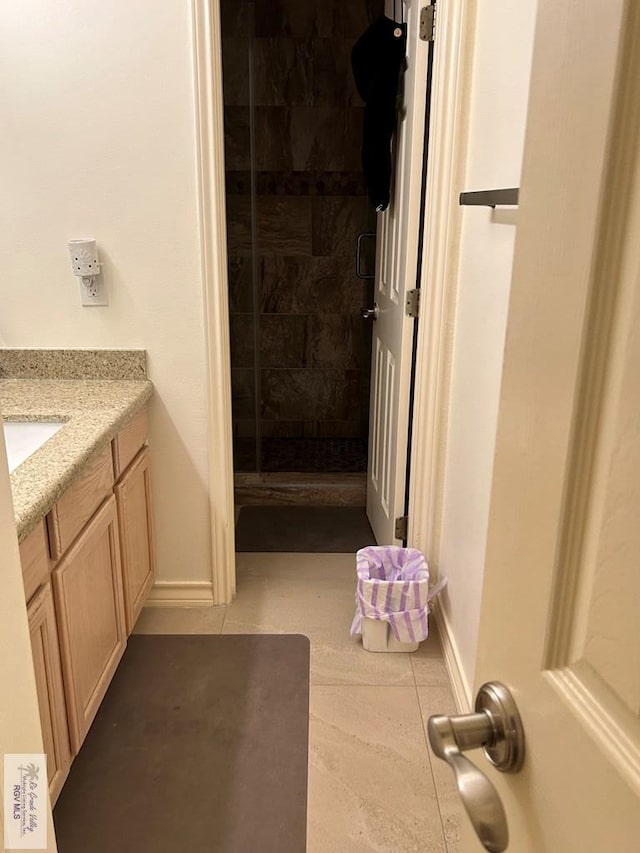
221,0,382,476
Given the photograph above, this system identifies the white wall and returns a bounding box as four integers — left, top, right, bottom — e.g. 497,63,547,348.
437,0,537,695
0,1,212,587
0,430,57,849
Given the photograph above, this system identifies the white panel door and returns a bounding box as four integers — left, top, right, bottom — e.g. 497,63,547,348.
367,0,429,544
459,1,640,849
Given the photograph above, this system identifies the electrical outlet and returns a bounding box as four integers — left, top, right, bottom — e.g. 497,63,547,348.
80,274,108,307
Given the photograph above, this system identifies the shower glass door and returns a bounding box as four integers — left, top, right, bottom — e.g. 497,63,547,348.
221,0,381,475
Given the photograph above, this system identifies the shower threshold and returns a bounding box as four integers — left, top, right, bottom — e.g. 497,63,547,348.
234,472,366,507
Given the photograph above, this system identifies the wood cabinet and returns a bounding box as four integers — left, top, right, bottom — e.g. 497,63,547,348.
53,495,126,753
27,582,71,805
115,447,155,633
20,403,154,801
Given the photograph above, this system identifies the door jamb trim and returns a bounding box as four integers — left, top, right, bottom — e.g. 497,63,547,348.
192,0,236,604
408,0,474,575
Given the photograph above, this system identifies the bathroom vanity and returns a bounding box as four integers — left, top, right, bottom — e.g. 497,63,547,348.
1,350,155,805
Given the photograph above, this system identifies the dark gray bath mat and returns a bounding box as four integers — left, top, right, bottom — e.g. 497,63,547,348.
235,505,377,552
54,634,310,853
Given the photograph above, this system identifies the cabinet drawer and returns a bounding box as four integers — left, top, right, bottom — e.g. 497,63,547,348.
112,406,148,479
20,520,50,601
47,446,114,559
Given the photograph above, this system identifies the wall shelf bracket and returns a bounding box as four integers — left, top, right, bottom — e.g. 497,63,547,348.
459,188,519,208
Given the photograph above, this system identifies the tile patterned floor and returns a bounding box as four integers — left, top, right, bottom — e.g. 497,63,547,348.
135,552,462,852
234,437,368,473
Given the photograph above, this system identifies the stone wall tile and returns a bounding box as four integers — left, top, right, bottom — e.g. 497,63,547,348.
312,196,370,257
260,257,369,314
257,197,313,254
260,314,309,368
262,369,361,421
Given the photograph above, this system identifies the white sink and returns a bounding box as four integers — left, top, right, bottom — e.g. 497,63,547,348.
3,421,65,473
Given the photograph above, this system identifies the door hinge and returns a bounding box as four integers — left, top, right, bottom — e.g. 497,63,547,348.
419,5,436,42
395,515,408,540
406,289,421,318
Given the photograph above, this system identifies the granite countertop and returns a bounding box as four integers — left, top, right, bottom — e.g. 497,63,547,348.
0,350,153,542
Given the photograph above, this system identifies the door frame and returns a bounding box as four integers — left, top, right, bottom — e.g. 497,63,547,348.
192,0,236,606
406,0,477,711
193,0,474,609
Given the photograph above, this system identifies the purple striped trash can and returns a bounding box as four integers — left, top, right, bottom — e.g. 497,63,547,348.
350,546,447,653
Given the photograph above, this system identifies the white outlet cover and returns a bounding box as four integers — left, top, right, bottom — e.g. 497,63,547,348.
80,274,108,307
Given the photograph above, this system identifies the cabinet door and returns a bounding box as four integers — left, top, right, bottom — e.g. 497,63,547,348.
53,495,126,753
115,447,155,633
27,581,71,805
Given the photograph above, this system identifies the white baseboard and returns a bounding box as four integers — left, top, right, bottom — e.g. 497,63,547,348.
146,581,214,608
432,600,473,712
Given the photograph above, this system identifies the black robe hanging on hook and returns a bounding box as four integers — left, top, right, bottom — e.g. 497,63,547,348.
351,13,407,212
